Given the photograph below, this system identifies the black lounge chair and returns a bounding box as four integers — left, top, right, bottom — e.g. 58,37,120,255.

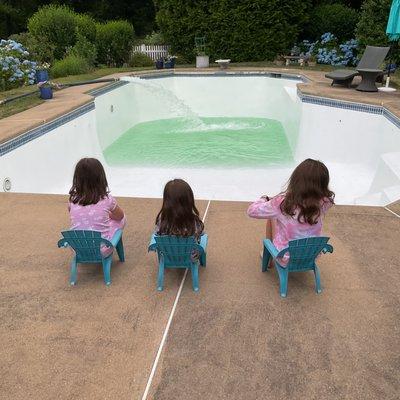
325,46,390,88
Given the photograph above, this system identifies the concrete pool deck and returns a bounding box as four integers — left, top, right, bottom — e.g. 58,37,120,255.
1,193,399,399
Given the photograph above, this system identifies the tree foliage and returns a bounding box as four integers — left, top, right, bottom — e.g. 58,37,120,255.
155,0,311,62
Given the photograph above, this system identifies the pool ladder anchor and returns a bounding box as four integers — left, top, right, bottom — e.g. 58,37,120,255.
3,177,11,192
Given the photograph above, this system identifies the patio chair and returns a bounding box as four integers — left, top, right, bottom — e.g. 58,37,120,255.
262,236,333,298
57,229,125,285
325,46,390,88
148,233,208,291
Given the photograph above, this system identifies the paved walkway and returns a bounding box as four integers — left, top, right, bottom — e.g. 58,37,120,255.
1,67,400,145
1,193,399,399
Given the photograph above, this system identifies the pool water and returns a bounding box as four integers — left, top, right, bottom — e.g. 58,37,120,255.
104,117,293,167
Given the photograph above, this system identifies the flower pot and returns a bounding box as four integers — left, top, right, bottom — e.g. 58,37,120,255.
39,86,53,100
155,59,164,69
196,55,209,68
36,69,49,83
164,60,175,69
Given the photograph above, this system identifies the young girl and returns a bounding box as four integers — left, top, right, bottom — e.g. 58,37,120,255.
247,159,334,262
155,179,204,239
68,158,126,252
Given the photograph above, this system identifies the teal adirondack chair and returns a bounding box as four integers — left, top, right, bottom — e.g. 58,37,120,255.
148,234,208,292
262,236,333,298
57,229,125,285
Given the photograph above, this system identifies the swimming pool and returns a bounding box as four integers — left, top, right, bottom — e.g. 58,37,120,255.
1,72,400,205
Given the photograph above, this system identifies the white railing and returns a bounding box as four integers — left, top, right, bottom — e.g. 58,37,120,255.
132,44,170,61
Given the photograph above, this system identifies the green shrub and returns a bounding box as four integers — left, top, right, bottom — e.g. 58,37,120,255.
75,14,97,42
129,52,154,67
142,31,165,45
156,0,309,62
50,54,90,78
9,32,55,64
356,0,399,63
70,34,97,66
304,3,359,42
28,5,77,60
96,20,135,66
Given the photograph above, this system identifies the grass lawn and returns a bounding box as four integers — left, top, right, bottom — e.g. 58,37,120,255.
1,63,399,120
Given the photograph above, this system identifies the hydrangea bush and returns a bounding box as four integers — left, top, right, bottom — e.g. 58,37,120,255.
0,39,37,90
297,33,359,67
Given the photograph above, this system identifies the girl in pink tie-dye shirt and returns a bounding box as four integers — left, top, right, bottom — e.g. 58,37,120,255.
247,159,334,264
68,158,126,254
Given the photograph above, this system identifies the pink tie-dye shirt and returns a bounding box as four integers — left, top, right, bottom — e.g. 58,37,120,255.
247,195,332,252
69,194,126,241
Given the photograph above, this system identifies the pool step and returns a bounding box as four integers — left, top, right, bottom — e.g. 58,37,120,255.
368,152,400,195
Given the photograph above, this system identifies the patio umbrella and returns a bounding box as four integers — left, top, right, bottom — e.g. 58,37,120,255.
385,0,400,88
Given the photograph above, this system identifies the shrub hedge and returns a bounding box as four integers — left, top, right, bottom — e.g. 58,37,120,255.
96,20,135,66
156,0,309,62
50,54,90,78
27,5,77,60
304,3,359,42
129,52,154,67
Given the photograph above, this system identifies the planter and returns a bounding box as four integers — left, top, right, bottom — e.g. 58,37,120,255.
155,59,164,69
196,55,209,68
39,86,53,100
36,69,49,83
164,59,175,69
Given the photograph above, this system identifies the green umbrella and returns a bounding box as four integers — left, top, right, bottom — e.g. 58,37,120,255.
386,0,400,40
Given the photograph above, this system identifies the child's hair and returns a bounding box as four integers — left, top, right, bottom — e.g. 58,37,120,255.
156,179,204,236
69,158,109,206
280,159,335,225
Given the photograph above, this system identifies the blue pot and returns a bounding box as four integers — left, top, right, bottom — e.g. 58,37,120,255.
36,69,49,83
39,86,53,100
164,60,175,69
155,60,164,69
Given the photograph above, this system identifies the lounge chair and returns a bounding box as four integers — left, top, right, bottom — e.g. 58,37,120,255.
148,234,208,291
57,229,125,285
262,236,333,298
325,46,390,88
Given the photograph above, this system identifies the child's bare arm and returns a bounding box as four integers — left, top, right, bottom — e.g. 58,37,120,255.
109,205,125,221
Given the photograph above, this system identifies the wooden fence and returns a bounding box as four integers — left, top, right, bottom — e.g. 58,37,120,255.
132,44,170,61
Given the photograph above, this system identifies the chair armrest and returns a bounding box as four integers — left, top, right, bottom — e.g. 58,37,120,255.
110,229,123,247
57,238,69,248
199,234,208,252
148,233,157,252
263,239,279,258
322,244,333,254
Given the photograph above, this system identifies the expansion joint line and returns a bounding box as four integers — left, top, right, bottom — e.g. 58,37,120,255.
140,200,211,400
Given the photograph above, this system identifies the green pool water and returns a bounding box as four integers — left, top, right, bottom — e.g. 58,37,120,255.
104,117,293,167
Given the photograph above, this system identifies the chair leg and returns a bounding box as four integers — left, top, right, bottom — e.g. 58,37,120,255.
191,264,199,292
116,238,125,262
314,265,322,294
279,269,289,298
70,256,78,285
102,257,112,285
200,252,206,267
262,247,271,272
157,260,165,291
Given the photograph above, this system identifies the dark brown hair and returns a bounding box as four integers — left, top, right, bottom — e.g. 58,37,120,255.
280,159,335,225
69,158,109,206
156,179,204,237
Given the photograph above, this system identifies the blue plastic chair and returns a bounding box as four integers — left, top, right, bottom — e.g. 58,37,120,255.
148,234,208,292
262,236,333,298
57,229,125,286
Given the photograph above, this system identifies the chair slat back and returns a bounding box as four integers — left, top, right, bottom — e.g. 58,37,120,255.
285,236,330,271
62,230,109,262
154,235,200,266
